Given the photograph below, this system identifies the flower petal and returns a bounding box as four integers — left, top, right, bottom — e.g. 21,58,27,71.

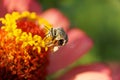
107,62,120,80
28,0,42,13
3,0,41,13
0,0,7,17
41,8,70,32
48,28,93,74
57,63,112,80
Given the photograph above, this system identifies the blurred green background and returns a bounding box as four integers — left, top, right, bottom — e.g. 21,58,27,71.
39,0,120,64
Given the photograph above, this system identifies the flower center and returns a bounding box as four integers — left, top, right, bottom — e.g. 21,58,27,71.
0,11,53,53
0,11,52,80
17,20,45,38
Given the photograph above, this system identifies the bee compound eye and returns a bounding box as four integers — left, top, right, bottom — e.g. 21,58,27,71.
58,39,64,46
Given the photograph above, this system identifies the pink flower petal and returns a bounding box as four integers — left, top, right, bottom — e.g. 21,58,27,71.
107,62,120,80
3,0,41,13
57,63,112,80
28,0,42,13
59,72,111,80
41,8,70,32
48,28,93,74
0,0,7,17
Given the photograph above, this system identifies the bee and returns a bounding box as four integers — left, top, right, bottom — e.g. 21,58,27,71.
44,27,68,52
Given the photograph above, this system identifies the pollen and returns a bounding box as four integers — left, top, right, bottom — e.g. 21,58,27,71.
0,11,52,80
0,11,52,51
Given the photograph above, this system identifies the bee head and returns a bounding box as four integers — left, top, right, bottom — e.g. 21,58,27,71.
52,27,68,46
44,27,68,52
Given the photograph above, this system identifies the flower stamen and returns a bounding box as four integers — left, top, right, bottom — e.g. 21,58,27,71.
0,11,52,80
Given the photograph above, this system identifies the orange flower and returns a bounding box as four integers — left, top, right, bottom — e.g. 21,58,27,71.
0,11,52,80
0,0,112,80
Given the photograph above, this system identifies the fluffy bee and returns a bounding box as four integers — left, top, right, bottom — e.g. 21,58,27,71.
44,27,68,52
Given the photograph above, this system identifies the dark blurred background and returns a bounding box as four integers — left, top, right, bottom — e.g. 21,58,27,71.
39,0,120,64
